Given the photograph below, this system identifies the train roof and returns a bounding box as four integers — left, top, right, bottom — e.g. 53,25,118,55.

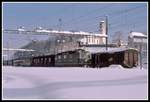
56,47,138,55
56,49,86,55
83,47,138,54
30,47,138,57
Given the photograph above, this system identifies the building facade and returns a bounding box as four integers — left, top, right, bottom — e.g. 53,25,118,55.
128,32,147,54
128,32,147,68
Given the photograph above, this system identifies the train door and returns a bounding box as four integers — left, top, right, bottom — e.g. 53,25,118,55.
95,54,100,68
97,54,101,67
92,54,96,68
101,53,108,67
124,51,129,67
108,53,115,66
118,52,123,65
129,51,134,67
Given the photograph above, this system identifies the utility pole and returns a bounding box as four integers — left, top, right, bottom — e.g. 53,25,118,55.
58,18,64,53
140,42,143,69
105,16,108,50
7,41,9,60
58,18,62,31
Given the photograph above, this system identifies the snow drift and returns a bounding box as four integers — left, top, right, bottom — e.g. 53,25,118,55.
2,66,148,100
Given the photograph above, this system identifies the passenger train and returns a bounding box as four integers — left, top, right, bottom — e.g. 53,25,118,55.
10,48,138,68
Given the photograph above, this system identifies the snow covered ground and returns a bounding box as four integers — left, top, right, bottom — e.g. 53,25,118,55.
2,65,148,100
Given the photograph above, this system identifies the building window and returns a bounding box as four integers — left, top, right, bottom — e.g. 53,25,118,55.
88,38,90,43
97,40,99,44
86,37,88,44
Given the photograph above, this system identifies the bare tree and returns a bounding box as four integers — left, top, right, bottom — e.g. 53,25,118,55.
112,31,124,47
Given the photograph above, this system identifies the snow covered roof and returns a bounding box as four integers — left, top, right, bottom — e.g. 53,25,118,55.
100,21,105,22
129,32,147,38
3,48,35,52
55,47,138,55
83,47,138,54
4,28,107,37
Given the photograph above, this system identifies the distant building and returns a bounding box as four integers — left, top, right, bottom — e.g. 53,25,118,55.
13,21,107,59
111,40,128,48
79,35,106,45
128,31,147,57
79,21,107,45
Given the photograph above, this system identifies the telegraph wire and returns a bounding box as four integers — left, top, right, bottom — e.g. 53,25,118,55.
52,4,114,28
61,5,145,29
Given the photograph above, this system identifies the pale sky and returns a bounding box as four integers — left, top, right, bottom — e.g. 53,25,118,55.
2,2,148,56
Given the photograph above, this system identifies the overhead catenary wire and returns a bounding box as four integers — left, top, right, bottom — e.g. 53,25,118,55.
58,5,146,33
109,5,146,25
78,5,146,33
110,15,147,30
3,4,147,35
60,5,146,29
52,4,114,28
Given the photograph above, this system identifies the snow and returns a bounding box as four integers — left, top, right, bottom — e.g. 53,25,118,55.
2,66,148,100
129,32,147,38
3,48,35,52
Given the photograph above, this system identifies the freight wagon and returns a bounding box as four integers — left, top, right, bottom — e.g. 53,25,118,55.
90,48,138,68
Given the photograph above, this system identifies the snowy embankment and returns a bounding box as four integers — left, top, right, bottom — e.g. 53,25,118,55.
2,66,148,100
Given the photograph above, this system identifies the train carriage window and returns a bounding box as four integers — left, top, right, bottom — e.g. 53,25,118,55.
40,58,42,64
44,58,47,64
38,59,40,63
39,58,41,63
45,58,47,61
108,57,113,62
33,59,35,63
38,58,40,63
35,59,37,63
69,54,73,62
58,55,61,59
64,54,67,59
49,58,51,62
34,59,37,64
69,54,72,59
36,59,38,63
55,57,57,60
36,59,38,64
